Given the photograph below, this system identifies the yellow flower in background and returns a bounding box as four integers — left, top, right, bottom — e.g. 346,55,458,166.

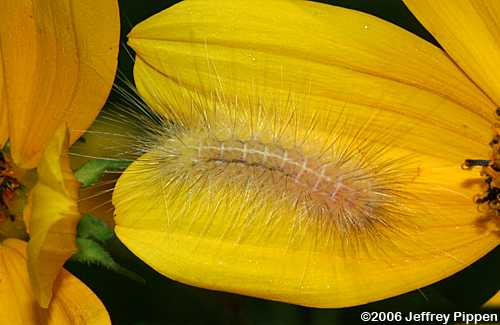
0,239,110,324
0,0,119,313
404,1,500,105
485,290,500,308
114,0,500,308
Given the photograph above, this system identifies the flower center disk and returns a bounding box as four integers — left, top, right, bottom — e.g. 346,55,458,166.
0,151,28,241
0,152,20,222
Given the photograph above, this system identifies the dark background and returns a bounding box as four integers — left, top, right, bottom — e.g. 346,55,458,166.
66,1,500,324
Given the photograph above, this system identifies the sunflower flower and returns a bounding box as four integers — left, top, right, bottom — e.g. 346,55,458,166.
115,0,499,307
0,0,119,315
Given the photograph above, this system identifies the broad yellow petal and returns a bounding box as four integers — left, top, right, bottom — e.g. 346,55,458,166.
0,46,7,148
116,0,499,307
485,290,500,308
0,0,119,169
404,0,500,105
0,239,110,324
0,103,6,151
27,126,80,307
129,0,495,162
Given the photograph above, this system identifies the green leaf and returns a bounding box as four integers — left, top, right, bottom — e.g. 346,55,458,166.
77,213,114,242
72,237,144,283
72,214,144,283
75,158,130,188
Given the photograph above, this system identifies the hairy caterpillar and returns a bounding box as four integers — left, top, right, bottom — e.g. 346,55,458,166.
119,97,418,248
72,0,499,308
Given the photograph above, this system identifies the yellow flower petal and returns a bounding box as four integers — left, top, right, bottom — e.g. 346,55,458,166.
0,106,6,151
116,0,499,307
129,0,495,162
484,290,500,308
0,46,7,149
404,0,500,105
0,0,120,169
0,239,110,324
27,126,81,307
